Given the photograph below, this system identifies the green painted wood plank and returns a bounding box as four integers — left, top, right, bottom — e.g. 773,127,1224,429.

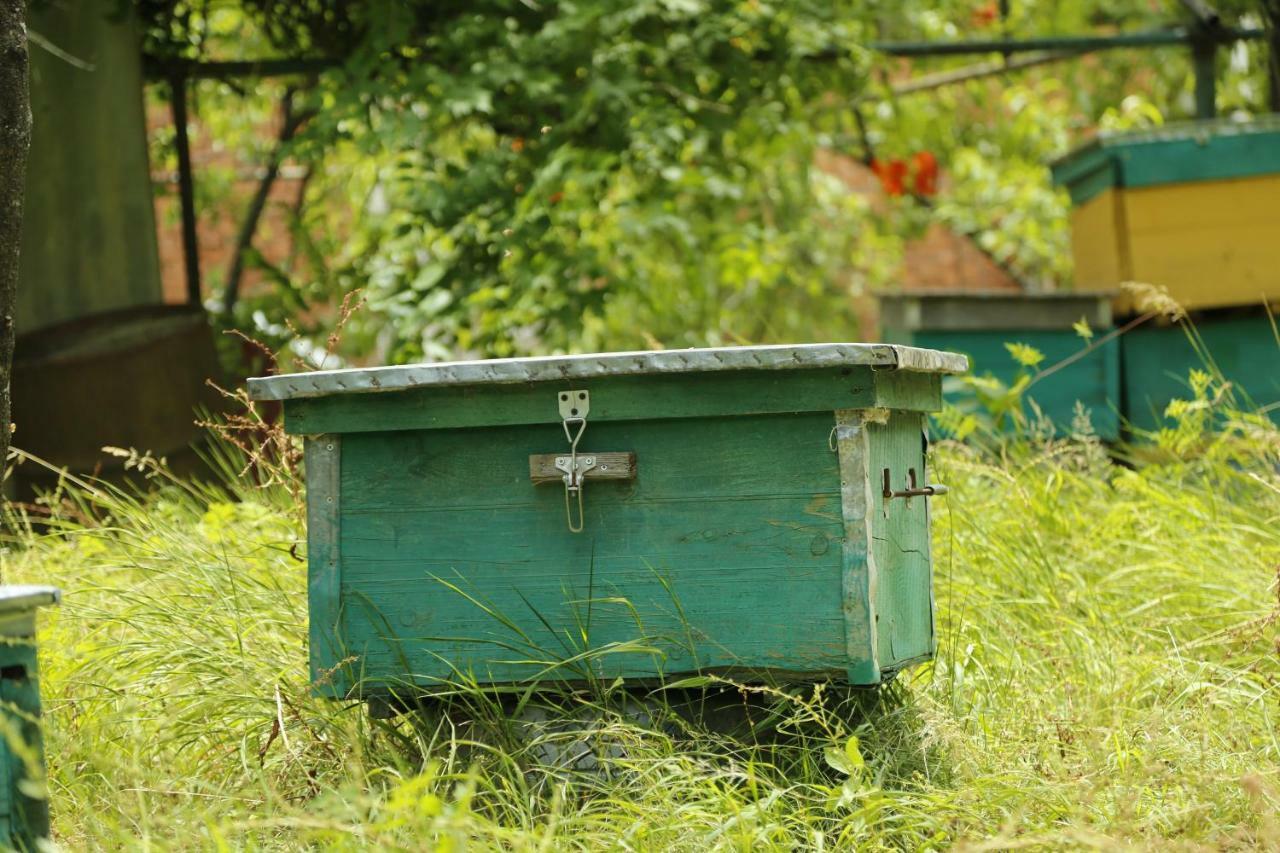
0,637,49,846
324,413,851,691
868,412,934,669
304,437,344,698
1121,313,1280,432
872,371,941,412
1054,154,1118,206
283,367,944,436
338,416,847,511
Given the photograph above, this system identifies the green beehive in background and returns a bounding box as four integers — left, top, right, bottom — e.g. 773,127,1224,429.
880,292,1120,440
0,587,60,851
8,1,224,496
249,344,967,706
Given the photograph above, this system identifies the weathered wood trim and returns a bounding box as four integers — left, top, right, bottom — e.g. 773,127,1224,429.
249,342,967,402
833,409,880,684
879,292,1113,331
922,420,939,658
528,452,637,485
305,435,345,698
872,371,942,412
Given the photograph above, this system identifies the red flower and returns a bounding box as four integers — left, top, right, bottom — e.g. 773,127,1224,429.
972,1,998,27
912,151,939,196
871,158,908,196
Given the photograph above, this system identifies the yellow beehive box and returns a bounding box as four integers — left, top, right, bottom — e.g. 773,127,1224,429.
1051,119,1280,313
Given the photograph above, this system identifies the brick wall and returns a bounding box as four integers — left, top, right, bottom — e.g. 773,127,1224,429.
815,149,1022,294
150,104,308,307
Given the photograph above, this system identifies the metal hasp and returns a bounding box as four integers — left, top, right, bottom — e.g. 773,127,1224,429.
559,390,591,532
532,390,639,532
0,586,61,850
882,467,949,500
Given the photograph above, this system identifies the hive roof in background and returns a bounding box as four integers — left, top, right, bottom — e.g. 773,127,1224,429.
878,290,1114,332
1051,117,1280,205
248,343,970,401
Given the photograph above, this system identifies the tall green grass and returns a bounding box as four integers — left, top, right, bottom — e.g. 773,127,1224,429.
5,385,1279,849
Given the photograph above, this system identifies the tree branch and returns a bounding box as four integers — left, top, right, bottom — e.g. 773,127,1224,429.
221,88,315,317
1264,1,1280,112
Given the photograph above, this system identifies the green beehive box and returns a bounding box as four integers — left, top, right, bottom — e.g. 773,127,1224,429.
880,292,1120,440
1121,312,1280,432
248,344,967,701
0,586,60,851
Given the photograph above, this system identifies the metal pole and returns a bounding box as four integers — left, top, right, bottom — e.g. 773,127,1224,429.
144,56,340,83
867,26,1263,58
168,72,202,306
1192,36,1217,118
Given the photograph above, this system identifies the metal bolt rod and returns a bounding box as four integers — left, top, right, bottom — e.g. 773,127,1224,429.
867,26,1263,57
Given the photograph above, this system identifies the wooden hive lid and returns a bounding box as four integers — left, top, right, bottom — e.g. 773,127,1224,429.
879,290,1114,331
248,343,969,402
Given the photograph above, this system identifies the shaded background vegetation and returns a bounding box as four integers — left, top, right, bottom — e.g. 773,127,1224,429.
133,0,1276,367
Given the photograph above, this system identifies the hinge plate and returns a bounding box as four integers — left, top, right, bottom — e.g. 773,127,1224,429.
558,389,589,420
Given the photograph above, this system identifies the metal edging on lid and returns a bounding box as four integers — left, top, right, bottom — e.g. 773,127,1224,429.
247,343,969,402
0,586,62,613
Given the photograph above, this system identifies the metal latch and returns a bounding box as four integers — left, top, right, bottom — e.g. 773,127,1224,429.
530,390,637,533
882,467,948,501
559,390,591,532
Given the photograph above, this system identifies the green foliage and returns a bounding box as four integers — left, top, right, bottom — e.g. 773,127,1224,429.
287,1,874,358
1003,340,1045,369
1072,315,1094,341
134,1,1277,362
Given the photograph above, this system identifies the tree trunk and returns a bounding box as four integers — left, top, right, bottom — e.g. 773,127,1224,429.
1265,1,1280,112
0,0,31,488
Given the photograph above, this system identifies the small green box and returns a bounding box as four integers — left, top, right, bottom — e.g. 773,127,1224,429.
880,292,1120,440
249,344,967,700
0,586,60,851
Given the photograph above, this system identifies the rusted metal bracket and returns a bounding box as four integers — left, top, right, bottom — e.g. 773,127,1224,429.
882,467,948,500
